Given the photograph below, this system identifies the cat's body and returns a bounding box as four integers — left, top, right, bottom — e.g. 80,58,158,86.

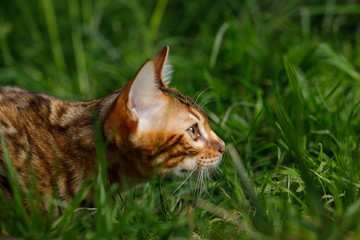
0,46,225,209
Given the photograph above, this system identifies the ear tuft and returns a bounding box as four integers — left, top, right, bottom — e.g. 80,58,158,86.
162,61,173,85
153,45,171,87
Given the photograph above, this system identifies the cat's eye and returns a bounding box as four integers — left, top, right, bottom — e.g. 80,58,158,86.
187,125,199,140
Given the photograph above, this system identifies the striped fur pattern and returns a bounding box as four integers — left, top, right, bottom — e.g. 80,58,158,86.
0,46,225,209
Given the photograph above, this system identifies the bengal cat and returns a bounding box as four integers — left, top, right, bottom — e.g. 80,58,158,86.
0,46,225,209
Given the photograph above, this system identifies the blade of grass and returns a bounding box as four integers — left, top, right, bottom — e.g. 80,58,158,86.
40,0,67,73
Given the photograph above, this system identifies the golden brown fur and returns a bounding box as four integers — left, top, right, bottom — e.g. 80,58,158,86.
0,46,225,208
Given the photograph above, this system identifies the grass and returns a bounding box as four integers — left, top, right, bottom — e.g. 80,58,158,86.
1,0,360,239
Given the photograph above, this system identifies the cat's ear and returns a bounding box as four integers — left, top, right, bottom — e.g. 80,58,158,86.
126,46,172,122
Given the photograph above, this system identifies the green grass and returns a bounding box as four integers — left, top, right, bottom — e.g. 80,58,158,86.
1,0,360,239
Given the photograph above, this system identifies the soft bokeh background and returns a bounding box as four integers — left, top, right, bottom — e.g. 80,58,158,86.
1,0,360,239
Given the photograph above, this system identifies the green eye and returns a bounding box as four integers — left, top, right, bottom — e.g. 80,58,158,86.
187,125,199,140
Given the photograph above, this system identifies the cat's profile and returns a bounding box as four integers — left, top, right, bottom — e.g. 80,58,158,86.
0,46,225,208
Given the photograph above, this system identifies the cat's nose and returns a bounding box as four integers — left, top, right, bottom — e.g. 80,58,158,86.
218,140,225,154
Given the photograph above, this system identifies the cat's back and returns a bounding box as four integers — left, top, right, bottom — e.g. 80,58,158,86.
0,86,32,106
0,86,41,101
0,86,27,94
0,86,100,125
0,86,66,160
0,85,100,165
0,86,100,155
0,86,53,113
0,86,59,127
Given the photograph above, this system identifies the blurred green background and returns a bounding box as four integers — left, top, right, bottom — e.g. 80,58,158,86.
1,0,360,239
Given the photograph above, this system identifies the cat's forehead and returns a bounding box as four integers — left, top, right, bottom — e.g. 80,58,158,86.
159,87,207,120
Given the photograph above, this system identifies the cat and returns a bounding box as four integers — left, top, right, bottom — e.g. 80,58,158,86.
0,46,225,209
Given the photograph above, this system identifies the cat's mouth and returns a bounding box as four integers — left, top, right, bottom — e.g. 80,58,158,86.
178,155,222,175
166,154,222,178
198,155,222,169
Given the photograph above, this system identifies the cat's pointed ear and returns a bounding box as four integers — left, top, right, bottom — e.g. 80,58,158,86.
154,45,173,86
125,46,172,122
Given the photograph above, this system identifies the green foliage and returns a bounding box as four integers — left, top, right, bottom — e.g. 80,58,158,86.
1,0,360,239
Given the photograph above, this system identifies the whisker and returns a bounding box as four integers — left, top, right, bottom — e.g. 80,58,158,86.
200,100,216,109
193,169,202,201
164,165,198,202
213,166,221,175
202,169,210,198
200,171,204,198
195,87,211,103
205,169,209,186
200,169,207,199
201,170,205,191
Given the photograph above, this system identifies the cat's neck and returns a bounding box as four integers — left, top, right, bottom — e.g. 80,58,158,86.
67,89,152,187
97,90,154,186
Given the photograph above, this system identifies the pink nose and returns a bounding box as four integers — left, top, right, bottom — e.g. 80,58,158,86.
218,141,225,154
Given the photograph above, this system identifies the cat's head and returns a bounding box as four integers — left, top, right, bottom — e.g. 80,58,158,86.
105,46,225,178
